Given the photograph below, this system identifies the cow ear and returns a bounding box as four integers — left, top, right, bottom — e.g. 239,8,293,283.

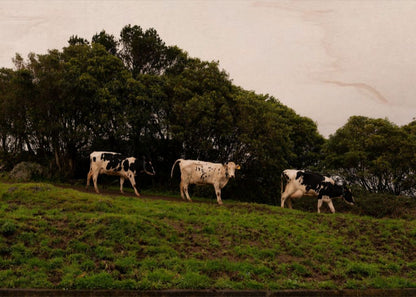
236,165,241,170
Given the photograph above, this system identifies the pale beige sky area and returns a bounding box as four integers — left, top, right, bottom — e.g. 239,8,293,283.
1,0,416,137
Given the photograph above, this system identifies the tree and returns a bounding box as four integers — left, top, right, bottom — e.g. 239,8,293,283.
0,67,33,168
0,24,327,203
68,35,89,46
400,120,416,195
323,116,416,195
119,25,184,76
59,43,133,174
92,30,118,55
13,43,133,177
166,58,236,161
0,68,14,157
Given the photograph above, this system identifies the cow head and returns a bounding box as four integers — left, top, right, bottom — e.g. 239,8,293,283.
330,175,354,205
142,156,156,176
331,175,344,186
342,186,354,205
224,162,240,178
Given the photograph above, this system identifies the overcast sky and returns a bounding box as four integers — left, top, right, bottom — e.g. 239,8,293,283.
1,0,416,137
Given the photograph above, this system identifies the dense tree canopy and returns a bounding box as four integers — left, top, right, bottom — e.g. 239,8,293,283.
0,25,415,202
323,116,416,196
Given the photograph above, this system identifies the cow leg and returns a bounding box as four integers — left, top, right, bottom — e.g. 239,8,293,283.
214,184,223,205
281,188,302,209
281,191,290,208
317,199,323,213
327,200,336,213
281,195,287,208
287,198,293,209
132,186,140,197
120,177,125,194
179,181,186,200
127,174,140,197
86,169,93,189
92,172,100,194
182,182,192,202
324,197,336,214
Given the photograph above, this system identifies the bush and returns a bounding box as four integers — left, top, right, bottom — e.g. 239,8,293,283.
286,189,416,219
177,272,212,289
1,220,17,236
345,191,416,219
9,162,44,182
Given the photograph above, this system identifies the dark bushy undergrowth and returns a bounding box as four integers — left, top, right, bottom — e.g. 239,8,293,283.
9,162,44,182
284,189,416,219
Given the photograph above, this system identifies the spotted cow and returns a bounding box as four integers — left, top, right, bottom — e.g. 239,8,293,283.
281,169,354,213
86,151,155,197
170,159,240,205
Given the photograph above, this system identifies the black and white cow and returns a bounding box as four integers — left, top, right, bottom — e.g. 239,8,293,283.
281,169,354,213
86,151,155,197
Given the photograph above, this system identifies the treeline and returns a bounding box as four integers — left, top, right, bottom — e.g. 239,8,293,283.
0,25,415,202
325,116,416,196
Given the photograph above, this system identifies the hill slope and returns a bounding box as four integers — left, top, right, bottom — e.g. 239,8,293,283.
0,182,415,289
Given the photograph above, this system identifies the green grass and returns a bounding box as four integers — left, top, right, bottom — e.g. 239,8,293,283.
0,182,415,289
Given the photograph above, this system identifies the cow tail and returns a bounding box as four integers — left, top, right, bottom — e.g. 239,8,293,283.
278,171,288,206
281,171,288,194
170,159,181,178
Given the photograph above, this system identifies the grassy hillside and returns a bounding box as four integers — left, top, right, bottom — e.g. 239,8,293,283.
0,182,415,290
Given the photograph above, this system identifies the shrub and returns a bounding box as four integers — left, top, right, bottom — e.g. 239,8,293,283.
177,272,212,289
9,162,44,182
1,220,17,236
346,262,379,279
74,272,114,289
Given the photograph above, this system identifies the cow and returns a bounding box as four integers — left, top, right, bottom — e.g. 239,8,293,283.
280,169,354,213
86,151,155,197
170,159,241,205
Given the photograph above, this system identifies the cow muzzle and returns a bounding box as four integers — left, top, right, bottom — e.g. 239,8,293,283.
144,169,156,176
143,161,156,176
342,196,355,206
344,199,354,206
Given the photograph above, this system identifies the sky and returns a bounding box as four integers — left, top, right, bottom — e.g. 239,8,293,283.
1,0,416,137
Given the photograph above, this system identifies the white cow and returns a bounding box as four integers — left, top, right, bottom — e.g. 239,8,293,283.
170,159,240,205
86,151,155,197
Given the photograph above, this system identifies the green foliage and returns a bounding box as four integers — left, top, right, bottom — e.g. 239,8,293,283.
289,189,416,219
0,182,415,289
92,30,118,55
0,220,17,236
2,23,415,206
119,25,184,76
323,116,416,196
9,162,44,182
0,24,325,204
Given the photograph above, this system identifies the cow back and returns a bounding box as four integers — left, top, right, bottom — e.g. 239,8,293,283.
179,160,226,185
